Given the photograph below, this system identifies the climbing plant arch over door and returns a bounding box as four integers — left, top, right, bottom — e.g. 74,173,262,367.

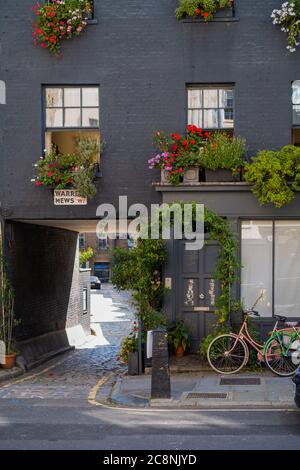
112,204,240,350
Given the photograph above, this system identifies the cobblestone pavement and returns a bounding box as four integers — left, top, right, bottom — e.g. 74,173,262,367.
0,285,135,401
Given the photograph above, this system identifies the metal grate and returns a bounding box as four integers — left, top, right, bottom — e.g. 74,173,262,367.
186,392,228,399
220,378,261,386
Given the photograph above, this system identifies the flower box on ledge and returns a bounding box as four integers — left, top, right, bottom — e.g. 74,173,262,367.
181,5,236,23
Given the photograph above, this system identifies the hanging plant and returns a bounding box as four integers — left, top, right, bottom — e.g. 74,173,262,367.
244,145,300,208
32,137,100,200
271,0,300,52
175,0,234,22
32,0,92,56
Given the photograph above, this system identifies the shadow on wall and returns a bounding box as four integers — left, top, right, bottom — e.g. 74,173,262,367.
5,221,80,342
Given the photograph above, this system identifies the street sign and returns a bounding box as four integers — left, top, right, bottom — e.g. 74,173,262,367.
54,189,87,206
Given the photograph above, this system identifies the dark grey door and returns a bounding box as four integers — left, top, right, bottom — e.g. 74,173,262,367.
177,239,221,352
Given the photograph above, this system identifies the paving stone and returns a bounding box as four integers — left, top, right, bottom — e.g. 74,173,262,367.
0,285,135,401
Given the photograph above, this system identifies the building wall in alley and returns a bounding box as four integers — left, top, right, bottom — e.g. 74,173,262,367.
5,222,86,341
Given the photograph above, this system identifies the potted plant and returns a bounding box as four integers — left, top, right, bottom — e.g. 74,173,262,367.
168,321,190,358
0,241,19,370
201,132,246,182
148,125,208,185
32,137,100,200
32,0,93,56
271,1,300,53
118,322,139,375
175,0,234,22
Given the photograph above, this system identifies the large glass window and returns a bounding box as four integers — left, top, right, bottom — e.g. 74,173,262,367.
241,221,273,317
292,81,300,126
45,86,99,129
44,85,101,163
188,86,234,130
241,220,300,318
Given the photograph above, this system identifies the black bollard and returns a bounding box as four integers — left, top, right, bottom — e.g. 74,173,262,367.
151,328,171,399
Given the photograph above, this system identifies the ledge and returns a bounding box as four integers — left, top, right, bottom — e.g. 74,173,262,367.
181,17,239,23
86,18,98,25
154,182,252,192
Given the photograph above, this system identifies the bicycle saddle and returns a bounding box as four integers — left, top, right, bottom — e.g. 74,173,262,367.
274,315,287,322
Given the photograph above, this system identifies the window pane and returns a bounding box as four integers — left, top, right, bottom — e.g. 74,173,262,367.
275,221,300,318
292,81,300,105
219,109,234,128
82,87,99,106
188,89,202,109
203,109,218,128
64,88,81,107
219,89,234,108
203,89,218,108
188,109,202,128
293,106,300,126
82,108,99,127
64,108,81,127
46,88,63,107
241,221,273,317
46,108,63,128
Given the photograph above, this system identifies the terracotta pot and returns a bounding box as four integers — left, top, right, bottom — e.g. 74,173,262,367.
175,345,185,358
1,353,17,370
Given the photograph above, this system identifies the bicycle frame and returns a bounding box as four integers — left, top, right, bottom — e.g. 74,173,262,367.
229,316,300,361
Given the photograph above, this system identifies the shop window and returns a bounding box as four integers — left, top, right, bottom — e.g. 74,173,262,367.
44,86,100,163
241,220,300,318
188,85,234,132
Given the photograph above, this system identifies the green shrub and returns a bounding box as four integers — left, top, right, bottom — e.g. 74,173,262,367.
176,0,233,21
244,145,300,208
201,132,246,172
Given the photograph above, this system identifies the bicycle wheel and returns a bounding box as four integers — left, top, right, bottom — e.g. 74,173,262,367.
264,337,300,377
207,334,248,375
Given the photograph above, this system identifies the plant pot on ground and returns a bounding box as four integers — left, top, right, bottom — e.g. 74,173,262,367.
128,352,139,376
168,321,190,358
0,240,19,370
201,132,246,182
1,353,17,370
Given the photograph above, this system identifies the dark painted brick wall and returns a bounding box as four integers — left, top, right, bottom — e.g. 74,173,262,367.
0,0,300,219
5,221,83,341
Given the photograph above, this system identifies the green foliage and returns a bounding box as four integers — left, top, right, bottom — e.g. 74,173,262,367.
73,167,97,200
176,0,233,21
244,145,300,208
118,325,139,364
32,0,92,56
0,240,19,354
112,239,168,334
112,205,239,357
168,321,190,350
34,137,100,199
201,132,246,172
79,247,93,267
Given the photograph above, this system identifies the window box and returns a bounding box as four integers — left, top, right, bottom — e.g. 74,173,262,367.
177,1,236,23
205,169,237,182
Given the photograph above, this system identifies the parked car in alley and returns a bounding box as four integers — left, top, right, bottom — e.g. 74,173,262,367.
90,276,101,290
293,369,300,408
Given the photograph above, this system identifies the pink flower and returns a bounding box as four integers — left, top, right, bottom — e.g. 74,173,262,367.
47,172,53,177
35,181,42,187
